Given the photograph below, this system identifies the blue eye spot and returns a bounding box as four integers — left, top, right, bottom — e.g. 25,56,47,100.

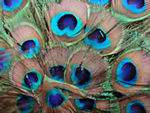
84,27,111,50
17,95,34,113
116,58,138,87
51,12,82,38
4,0,12,7
0,47,11,74
88,0,110,6
58,14,77,30
126,100,146,113
22,70,42,91
45,89,67,108
19,39,40,59
122,0,146,14
75,98,96,111
49,65,65,82
71,64,92,89
2,0,23,12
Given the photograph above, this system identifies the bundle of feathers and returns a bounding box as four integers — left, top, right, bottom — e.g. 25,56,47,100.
0,0,150,113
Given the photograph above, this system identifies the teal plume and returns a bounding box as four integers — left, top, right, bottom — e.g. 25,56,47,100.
0,0,150,113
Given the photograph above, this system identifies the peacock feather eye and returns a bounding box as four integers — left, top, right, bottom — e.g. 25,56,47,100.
66,50,107,94
51,12,82,38
75,98,96,111
11,25,43,58
122,0,146,14
126,100,146,113
2,0,23,12
49,65,65,82
12,59,44,94
85,11,122,54
0,47,11,74
44,47,68,81
87,0,110,6
116,58,138,87
19,39,40,59
84,27,111,50
111,0,150,21
111,51,150,94
45,0,87,42
71,64,92,89
22,70,42,91
120,95,150,113
16,95,34,113
57,14,77,30
45,89,67,108
3,0,12,7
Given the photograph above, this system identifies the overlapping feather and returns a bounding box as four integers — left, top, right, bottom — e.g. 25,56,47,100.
0,0,150,113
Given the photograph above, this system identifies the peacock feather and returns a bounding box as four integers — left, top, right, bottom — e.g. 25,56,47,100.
0,0,150,113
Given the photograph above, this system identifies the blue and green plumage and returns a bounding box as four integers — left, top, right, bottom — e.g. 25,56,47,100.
49,65,65,82
84,26,111,50
19,39,40,59
126,100,146,113
70,64,92,89
116,58,138,88
0,0,150,113
17,95,35,113
75,98,96,111
2,0,23,12
45,88,67,108
87,0,110,6
51,12,82,38
122,0,146,14
22,70,42,91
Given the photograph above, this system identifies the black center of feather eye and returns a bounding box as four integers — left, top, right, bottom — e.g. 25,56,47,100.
88,29,106,43
127,0,145,8
21,40,36,52
24,72,38,88
131,103,146,113
16,95,32,111
48,94,65,108
78,98,95,111
4,0,12,7
49,65,65,79
58,14,77,30
75,67,91,86
121,63,136,81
